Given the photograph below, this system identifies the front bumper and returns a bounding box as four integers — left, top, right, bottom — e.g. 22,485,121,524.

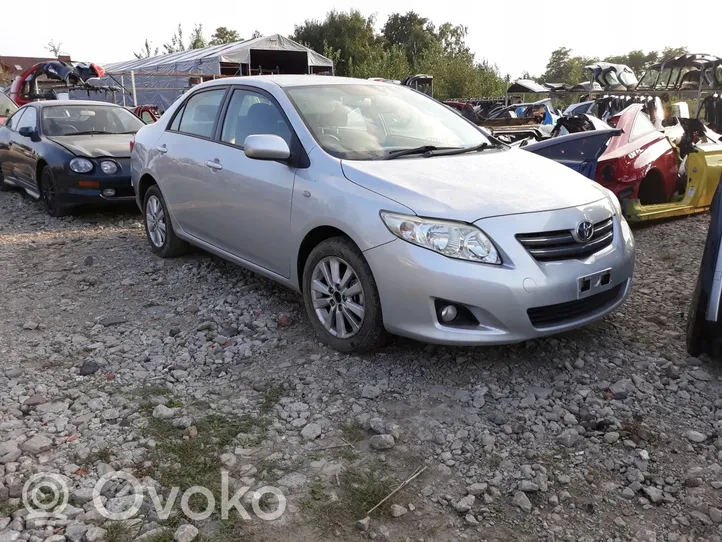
56,174,135,204
364,203,635,345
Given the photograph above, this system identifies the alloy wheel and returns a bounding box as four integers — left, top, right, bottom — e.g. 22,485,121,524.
310,256,366,339
146,195,167,248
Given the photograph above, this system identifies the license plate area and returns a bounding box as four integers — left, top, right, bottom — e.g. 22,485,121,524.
578,268,612,299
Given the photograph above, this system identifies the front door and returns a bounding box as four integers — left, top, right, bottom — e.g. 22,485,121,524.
10,106,39,188
201,87,297,277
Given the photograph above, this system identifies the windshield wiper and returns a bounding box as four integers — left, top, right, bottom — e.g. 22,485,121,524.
382,145,461,160
71,130,110,135
426,141,503,157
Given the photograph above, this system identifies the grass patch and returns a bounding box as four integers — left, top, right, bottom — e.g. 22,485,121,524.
340,422,367,445
259,385,283,414
0,501,19,517
135,386,173,398
143,413,270,516
305,465,395,532
145,531,174,542
104,521,134,542
165,399,184,408
80,446,113,466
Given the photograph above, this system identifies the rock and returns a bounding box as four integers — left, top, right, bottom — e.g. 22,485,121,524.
390,504,408,517
634,529,657,542
85,527,106,542
466,483,487,496
99,316,127,327
23,394,48,407
276,472,307,490
513,491,532,513
301,423,322,440
643,486,664,504
0,442,21,464
686,430,706,443
23,321,39,330
604,432,620,444
361,385,382,399
79,361,100,376
370,434,395,450
465,513,479,526
557,474,571,485
220,453,237,468
709,507,722,523
558,428,579,447
519,480,539,492
174,524,199,542
5,368,23,378
277,315,293,327
64,522,89,542
152,405,178,420
609,379,631,399
454,495,475,513
691,369,712,381
355,516,371,531
84,255,94,266
19,434,52,454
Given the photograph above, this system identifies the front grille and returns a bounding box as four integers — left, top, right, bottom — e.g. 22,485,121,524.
516,217,614,262
527,283,623,328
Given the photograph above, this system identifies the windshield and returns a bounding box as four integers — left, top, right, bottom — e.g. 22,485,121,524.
0,92,17,117
285,84,488,160
41,105,145,136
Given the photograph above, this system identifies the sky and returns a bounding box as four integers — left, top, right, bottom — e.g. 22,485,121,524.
1,0,720,79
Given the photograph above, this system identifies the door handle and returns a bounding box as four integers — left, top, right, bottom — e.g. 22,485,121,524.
156,144,167,154
205,159,223,171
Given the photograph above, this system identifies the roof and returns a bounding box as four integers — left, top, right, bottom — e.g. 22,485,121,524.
0,55,72,77
200,74,387,88
103,34,333,73
28,99,124,108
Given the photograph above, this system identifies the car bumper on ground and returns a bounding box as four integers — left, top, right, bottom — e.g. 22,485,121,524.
364,204,635,345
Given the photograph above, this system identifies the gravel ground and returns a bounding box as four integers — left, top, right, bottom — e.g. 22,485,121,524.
1,188,721,542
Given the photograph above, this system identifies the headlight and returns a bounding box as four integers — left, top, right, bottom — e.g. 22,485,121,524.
69,158,93,173
100,160,118,175
380,211,501,264
605,189,622,217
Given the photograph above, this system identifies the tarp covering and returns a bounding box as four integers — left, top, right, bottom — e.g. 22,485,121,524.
88,34,334,110
103,34,333,74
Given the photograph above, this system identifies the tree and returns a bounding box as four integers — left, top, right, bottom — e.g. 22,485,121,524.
164,24,186,54
252,30,263,39
437,23,470,57
541,47,597,85
188,24,207,50
660,46,688,61
134,39,159,59
209,26,241,46
292,10,383,77
382,12,437,66
45,39,66,57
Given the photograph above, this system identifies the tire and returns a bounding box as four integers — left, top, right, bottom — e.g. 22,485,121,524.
143,184,189,257
0,168,11,191
40,166,70,217
302,237,387,353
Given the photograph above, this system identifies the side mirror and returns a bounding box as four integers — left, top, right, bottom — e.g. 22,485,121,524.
18,126,34,138
244,134,290,161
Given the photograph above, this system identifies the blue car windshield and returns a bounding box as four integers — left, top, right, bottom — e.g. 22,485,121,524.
41,105,144,136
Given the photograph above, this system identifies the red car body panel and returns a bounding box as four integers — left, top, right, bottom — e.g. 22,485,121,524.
594,104,678,201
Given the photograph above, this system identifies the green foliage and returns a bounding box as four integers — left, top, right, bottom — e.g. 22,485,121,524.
209,27,241,46
134,39,159,59
604,46,688,74
541,47,598,85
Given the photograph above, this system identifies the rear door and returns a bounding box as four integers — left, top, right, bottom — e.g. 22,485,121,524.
199,87,298,277
153,87,228,240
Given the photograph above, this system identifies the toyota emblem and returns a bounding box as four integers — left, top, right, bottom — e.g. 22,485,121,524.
575,220,594,243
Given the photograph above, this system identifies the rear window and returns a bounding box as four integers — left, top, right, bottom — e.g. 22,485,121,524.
0,92,17,117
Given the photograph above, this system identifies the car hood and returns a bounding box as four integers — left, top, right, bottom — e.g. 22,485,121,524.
340,148,609,222
47,134,132,158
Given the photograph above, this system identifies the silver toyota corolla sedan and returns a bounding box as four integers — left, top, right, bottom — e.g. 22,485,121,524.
131,76,635,352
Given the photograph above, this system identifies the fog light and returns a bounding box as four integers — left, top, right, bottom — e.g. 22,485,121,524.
102,189,116,197
440,305,458,322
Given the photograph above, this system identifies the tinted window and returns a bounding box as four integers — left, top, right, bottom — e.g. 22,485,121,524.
16,108,37,131
4,108,25,131
141,111,155,123
631,113,655,140
220,89,292,147
178,89,226,138
41,105,144,136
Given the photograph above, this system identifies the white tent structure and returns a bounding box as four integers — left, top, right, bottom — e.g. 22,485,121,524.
93,34,334,109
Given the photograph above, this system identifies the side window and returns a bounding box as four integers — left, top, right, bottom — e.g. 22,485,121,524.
177,89,226,138
220,89,292,147
16,108,37,131
630,113,655,140
169,105,184,131
141,111,155,123
5,109,25,132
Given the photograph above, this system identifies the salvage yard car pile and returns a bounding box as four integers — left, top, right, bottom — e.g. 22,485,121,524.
1,63,722,541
